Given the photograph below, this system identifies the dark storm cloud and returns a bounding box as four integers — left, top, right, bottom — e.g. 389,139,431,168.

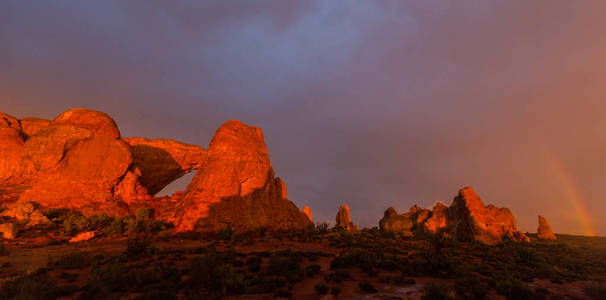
2,1,606,234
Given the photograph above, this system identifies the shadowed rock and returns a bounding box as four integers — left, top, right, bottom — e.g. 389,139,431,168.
537,215,557,240
379,207,413,235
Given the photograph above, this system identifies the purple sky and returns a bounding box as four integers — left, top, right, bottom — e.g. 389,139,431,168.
2,1,606,235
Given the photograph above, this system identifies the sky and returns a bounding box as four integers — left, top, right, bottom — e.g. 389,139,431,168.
2,1,606,235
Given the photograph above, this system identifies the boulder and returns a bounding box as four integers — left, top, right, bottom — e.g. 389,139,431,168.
379,207,413,235
450,187,529,245
537,215,556,240
302,206,313,223
0,223,17,239
169,120,312,232
69,231,95,243
336,204,357,231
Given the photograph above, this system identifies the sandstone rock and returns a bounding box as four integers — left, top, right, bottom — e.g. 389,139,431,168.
423,202,449,233
16,109,133,213
379,207,413,235
124,137,206,196
170,120,312,232
0,223,17,239
336,204,357,231
302,206,313,222
69,231,95,243
19,117,50,137
451,187,528,245
0,113,26,184
537,215,557,240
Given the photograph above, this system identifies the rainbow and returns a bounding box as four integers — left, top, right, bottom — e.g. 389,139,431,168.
548,155,596,236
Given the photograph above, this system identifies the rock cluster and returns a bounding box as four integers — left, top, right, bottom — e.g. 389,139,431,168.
537,215,557,240
380,187,529,245
0,109,311,233
336,204,357,231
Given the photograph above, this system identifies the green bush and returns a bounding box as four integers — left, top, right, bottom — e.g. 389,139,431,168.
125,235,154,259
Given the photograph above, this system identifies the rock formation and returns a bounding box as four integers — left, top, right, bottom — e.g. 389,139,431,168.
379,187,529,245
302,206,313,223
336,204,357,231
537,215,557,240
124,137,207,196
1,109,309,233
168,120,312,232
450,187,529,244
379,207,413,235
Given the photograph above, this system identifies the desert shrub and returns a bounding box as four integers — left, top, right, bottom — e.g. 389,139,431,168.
315,283,329,295
324,270,351,283
495,276,534,299
273,288,292,298
359,281,378,293
331,286,341,296
316,222,330,235
331,248,378,272
134,289,178,300
305,264,321,277
185,251,247,296
217,225,235,240
0,273,77,299
86,213,113,230
585,282,606,300
135,207,155,221
454,273,488,300
81,261,126,299
52,252,89,269
266,249,304,283
125,235,154,259
422,282,456,300
63,214,88,234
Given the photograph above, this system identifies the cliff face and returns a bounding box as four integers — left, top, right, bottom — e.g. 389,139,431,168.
0,109,310,232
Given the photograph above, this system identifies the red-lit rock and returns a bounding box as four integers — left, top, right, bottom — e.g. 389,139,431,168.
302,206,313,223
19,117,50,137
336,204,357,231
169,120,312,232
69,231,95,243
537,215,557,240
450,187,529,245
124,137,206,196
